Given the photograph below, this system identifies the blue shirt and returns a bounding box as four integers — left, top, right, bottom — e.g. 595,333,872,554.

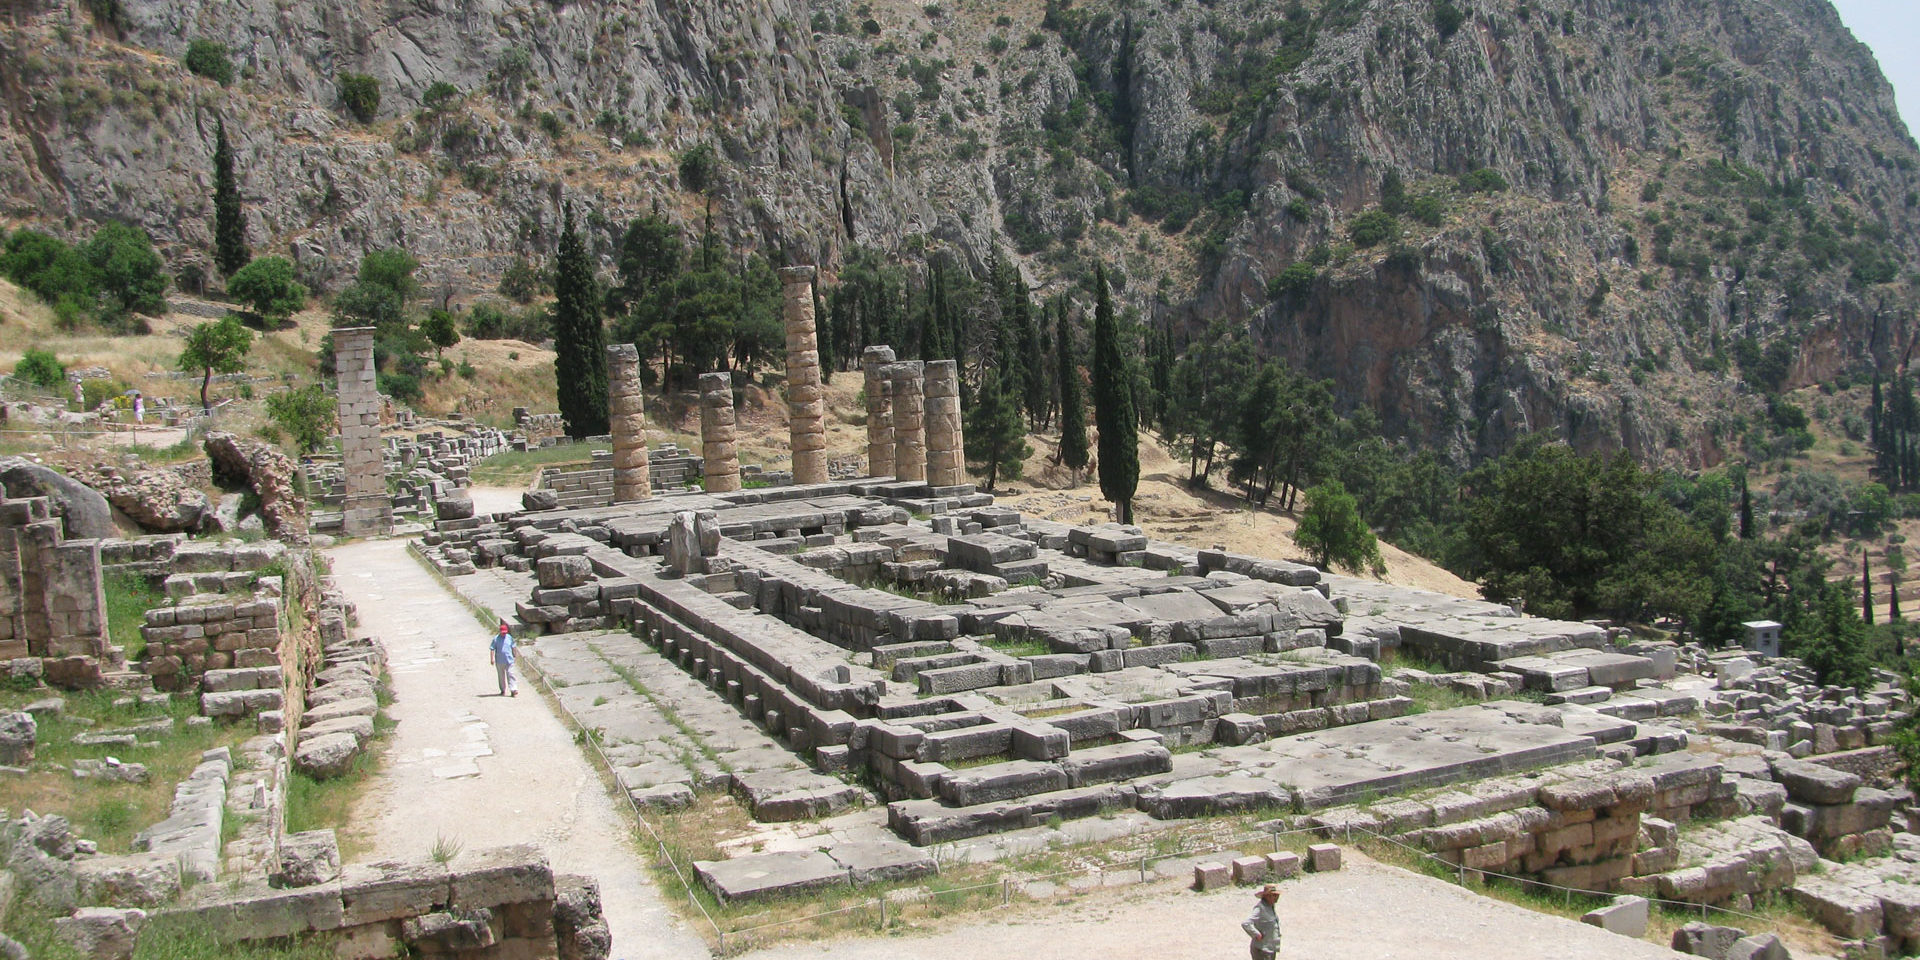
490,631,516,664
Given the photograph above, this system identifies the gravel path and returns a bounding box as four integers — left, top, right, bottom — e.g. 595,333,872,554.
327,538,706,960
736,855,1689,960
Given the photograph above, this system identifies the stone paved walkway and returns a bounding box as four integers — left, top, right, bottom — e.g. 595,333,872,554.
326,538,706,960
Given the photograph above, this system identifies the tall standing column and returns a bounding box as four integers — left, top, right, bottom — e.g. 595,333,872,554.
780,266,828,486
888,361,926,483
924,359,965,488
699,372,741,493
862,346,896,479
334,327,392,537
608,343,651,503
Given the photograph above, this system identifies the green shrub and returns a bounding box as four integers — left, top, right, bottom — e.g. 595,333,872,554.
1433,0,1467,40
1458,167,1509,194
1409,193,1447,226
677,143,719,193
377,371,421,402
1267,261,1319,300
1,229,96,312
13,348,65,389
226,256,307,323
1349,210,1402,248
338,72,381,122
265,384,335,453
83,221,168,323
537,110,565,139
421,80,460,112
184,39,233,85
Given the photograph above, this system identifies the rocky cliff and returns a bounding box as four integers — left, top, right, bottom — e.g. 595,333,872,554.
2,0,1917,466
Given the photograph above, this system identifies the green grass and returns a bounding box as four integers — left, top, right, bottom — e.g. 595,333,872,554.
282,691,392,853
0,689,249,854
104,572,163,660
470,442,609,486
1405,682,1481,715
132,916,337,960
118,437,202,464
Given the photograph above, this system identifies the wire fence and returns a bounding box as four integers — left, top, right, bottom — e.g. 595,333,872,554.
405,544,1775,954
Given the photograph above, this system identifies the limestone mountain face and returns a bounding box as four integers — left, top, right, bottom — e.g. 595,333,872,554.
2,0,1917,466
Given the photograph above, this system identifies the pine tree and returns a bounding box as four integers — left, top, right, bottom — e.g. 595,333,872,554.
212,118,249,277
965,368,1031,491
1090,264,1138,524
1055,297,1089,475
552,203,609,438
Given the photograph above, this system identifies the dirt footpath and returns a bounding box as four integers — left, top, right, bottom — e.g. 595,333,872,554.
327,538,705,960
735,855,1689,960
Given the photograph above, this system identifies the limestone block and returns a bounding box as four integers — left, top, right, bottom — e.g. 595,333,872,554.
271,830,342,888
73,853,180,907
1192,861,1230,891
1231,855,1269,884
1265,851,1301,879
1672,922,1746,958
537,556,594,589
340,860,453,925
1724,934,1789,960
54,907,144,960
1305,844,1342,872
1581,895,1649,937
402,910,496,952
1792,877,1883,939
450,843,554,910
293,731,362,780
0,712,34,765
1770,757,1861,805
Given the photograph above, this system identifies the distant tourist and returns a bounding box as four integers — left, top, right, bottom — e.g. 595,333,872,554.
133,392,144,426
489,622,518,697
1243,883,1281,960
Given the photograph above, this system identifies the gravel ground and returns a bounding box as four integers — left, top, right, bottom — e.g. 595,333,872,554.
327,538,706,960
735,854,1691,960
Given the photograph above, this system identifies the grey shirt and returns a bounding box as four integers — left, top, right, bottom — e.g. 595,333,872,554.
1243,898,1279,944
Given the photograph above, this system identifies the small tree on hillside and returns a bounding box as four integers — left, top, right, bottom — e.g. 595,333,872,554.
1090,265,1138,523
1294,480,1385,576
178,314,252,411
965,368,1030,492
1790,581,1874,689
13,349,65,390
83,221,169,324
420,309,460,355
226,256,307,324
212,119,248,276
265,383,335,454
1054,296,1089,476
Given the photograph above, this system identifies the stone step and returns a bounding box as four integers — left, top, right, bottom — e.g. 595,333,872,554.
887,782,1138,846
102,671,155,694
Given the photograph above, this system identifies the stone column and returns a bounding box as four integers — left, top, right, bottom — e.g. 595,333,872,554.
699,372,741,493
862,346,896,479
608,343,651,503
780,266,828,486
334,327,392,537
887,361,926,483
924,359,965,488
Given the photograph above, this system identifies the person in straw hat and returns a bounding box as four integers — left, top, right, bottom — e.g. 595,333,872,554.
1242,883,1281,959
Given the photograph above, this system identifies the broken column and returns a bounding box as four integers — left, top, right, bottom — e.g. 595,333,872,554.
699,372,740,494
780,266,828,486
608,343,651,503
888,361,926,483
924,359,965,488
862,346,896,479
334,327,392,538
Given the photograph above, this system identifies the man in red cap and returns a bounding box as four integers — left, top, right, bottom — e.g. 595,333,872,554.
489,622,519,697
1242,883,1281,959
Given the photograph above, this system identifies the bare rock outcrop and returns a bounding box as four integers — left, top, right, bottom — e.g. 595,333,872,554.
204,433,309,542
67,461,211,534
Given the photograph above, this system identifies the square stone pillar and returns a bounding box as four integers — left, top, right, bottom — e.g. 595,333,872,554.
887,361,926,483
924,359,965,488
780,266,828,486
608,343,651,502
862,346,896,479
699,372,740,493
334,327,392,537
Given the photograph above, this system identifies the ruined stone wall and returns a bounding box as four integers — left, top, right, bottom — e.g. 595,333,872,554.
152,846,607,960
0,493,111,687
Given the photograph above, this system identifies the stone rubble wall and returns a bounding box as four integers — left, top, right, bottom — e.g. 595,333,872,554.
0,491,113,688
291,630,388,781
151,845,608,960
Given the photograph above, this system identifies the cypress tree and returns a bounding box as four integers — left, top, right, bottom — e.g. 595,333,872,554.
1014,284,1047,428
212,118,249,277
1865,554,1875,626
1055,297,1089,475
1090,264,1138,524
1738,469,1754,540
552,203,609,438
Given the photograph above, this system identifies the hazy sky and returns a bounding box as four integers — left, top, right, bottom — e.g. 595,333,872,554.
1831,0,1920,142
